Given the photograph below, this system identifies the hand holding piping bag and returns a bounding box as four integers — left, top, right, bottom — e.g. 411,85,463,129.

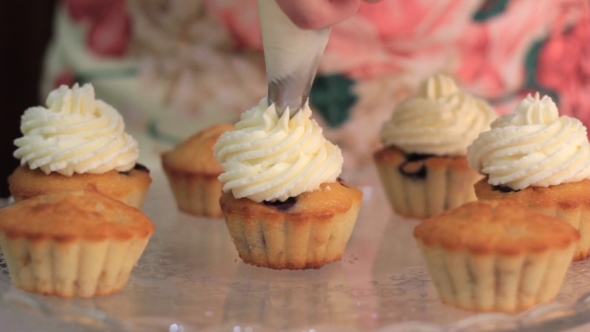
257,0,382,117
276,0,383,29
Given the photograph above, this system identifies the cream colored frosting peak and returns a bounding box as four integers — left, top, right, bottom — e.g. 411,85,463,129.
213,98,343,202
380,74,496,156
492,92,559,127
14,84,139,176
416,73,460,99
467,93,590,189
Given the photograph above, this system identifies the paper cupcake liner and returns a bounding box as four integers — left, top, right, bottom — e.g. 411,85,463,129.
375,154,481,219
0,234,150,298
221,194,361,270
417,241,575,313
163,168,224,218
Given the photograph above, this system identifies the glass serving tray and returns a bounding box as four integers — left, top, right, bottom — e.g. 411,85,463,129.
2,170,590,332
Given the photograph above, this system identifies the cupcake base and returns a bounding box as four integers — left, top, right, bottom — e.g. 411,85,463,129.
219,180,363,270
475,178,590,261
374,146,481,219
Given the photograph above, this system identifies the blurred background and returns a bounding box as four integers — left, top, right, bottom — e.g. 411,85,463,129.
0,1,57,197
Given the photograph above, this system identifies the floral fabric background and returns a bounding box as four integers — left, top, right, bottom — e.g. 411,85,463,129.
46,0,590,171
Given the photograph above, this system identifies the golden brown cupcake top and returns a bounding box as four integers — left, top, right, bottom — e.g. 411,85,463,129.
414,200,579,256
373,145,473,171
8,165,152,202
220,179,362,222
0,190,154,243
162,123,235,174
474,177,590,208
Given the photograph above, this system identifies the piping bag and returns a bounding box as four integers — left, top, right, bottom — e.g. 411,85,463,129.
257,0,330,117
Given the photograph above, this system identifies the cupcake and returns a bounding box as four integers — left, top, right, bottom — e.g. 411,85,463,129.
374,74,496,219
161,123,235,217
0,190,154,298
8,84,151,209
468,93,590,261
414,200,579,313
214,98,363,270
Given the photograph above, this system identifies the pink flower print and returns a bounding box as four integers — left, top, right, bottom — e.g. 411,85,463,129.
455,0,561,99
455,25,506,98
322,0,480,80
203,0,262,50
52,69,76,89
537,2,590,125
65,0,131,58
357,0,466,41
320,16,391,78
66,0,111,22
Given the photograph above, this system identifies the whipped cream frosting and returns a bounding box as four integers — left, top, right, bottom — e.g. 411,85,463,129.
380,74,496,156
467,93,590,190
14,84,139,176
213,98,343,202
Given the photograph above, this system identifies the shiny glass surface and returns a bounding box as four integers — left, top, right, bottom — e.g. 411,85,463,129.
1,171,590,332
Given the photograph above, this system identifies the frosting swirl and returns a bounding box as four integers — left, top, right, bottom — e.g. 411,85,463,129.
467,93,590,190
14,84,139,176
213,98,343,202
379,74,496,156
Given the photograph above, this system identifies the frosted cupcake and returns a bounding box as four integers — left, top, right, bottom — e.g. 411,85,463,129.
8,84,151,208
414,200,578,313
374,74,496,218
468,93,590,261
214,98,363,270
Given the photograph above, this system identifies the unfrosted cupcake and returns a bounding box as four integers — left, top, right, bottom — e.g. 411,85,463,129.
374,74,496,218
214,98,363,270
0,190,154,298
8,84,151,208
162,123,235,217
468,93,590,261
414,200,578,313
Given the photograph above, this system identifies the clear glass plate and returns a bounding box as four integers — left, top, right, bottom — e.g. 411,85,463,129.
2,170,590,332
